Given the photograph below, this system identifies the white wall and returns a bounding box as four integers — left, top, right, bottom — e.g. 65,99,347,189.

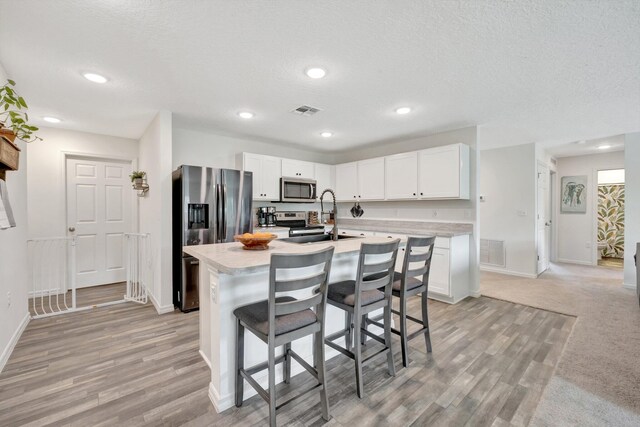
139,111,173,312
26,127,138,238
624,133,639,289
172,128,334,170
0,137,30,371
555,150,625,266
480,143,537,277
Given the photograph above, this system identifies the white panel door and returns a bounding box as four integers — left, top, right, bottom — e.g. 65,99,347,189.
418,145,461,198
385,152,418,199
335,162,358,201
537,163,550,273
358,157,385,200
67,158,132,288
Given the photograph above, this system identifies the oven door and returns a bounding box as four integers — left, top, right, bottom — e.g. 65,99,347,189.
280,178,317,202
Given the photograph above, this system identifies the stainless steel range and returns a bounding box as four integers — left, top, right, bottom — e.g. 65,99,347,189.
274,211,325,237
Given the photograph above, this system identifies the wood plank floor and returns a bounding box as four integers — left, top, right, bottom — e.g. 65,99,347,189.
28,282,127,316
0,295,575,426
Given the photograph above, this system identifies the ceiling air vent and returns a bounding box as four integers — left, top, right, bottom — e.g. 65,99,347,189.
291,105,321,116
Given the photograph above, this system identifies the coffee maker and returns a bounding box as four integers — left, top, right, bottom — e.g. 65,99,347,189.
257,206,276,227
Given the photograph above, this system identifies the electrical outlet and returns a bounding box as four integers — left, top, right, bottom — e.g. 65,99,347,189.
6,291,11,308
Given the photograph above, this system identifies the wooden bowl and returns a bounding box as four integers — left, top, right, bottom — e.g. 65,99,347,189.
234,233,277,250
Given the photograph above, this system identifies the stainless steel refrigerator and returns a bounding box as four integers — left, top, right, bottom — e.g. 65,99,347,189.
172,165,253,312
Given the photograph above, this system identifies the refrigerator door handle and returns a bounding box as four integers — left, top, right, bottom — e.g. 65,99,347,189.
215,183,222,243
222,184,227,240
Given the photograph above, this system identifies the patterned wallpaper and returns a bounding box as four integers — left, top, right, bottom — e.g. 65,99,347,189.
597,184,625,258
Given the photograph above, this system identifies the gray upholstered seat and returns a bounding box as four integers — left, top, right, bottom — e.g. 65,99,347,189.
366,271,423,293
234,296,317,336
327,280,385,306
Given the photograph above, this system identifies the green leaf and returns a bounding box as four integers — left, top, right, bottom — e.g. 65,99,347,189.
18,97,27,108
7,79,15,86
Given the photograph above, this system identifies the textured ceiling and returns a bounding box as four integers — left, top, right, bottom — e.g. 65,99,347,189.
0,1,638,152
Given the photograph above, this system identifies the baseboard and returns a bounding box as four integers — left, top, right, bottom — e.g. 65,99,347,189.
480,266,538,279
557,258,594,266
623,283,637,291
149,292,175,315
0,312,30,373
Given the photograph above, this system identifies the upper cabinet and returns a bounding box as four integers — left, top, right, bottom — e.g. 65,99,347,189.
242,153,281,200
335,158,385,201
418,143,469,199
385,152,418,199
335,162,358,201
314,163,335,194
281,159,315,179
357,157,385,200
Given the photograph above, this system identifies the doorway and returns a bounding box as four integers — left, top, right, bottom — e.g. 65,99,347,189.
537,162,551,274
65,155,134,306
596,169,625,269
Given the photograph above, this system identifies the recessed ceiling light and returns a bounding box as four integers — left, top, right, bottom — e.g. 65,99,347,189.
320,131,333,138
395,107,412,115
306,67,326,79
598,144,611,150
238,111,254,119
83,72,108,84
43,116,61,123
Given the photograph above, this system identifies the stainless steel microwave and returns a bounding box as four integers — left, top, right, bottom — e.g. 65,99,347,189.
280,177,317,202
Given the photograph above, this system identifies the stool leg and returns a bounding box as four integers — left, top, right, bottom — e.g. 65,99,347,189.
421,291,432,353
399,295,409,367
360,314,368,346
235,318,244,407
353,314,364,398
384,301,396,377
268,342,277,427
345,311,353,352
315,329,331,421
284,342,291,384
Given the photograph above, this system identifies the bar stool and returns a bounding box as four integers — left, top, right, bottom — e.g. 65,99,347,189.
323,240,400,398
364,236,436,367
233,246,335,427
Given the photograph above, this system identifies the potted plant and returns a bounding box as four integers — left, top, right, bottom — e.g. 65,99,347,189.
130,171,147,188
0,79,42,178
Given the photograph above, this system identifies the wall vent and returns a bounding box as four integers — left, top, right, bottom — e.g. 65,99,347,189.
291,105,321,116
480,239,506,267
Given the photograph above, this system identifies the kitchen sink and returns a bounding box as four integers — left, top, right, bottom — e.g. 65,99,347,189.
280,234,361,244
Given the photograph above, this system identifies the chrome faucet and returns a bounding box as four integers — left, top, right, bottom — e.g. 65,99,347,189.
319,188,338,241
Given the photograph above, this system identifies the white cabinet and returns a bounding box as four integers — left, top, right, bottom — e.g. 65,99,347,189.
428,248,451,296
385,152,418,199
281,159,315,179
357,158,385,200
314,163,334,193
336,158,385,201
335,162,359,201
242,153,281,200
418,143,470,199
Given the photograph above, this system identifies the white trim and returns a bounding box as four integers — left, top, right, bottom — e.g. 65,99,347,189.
0,312,30,373
557,258,594,266
480,265,539,279
623,283,637,291
149,291,174,314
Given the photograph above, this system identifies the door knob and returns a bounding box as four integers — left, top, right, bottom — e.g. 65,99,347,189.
68,227,76,232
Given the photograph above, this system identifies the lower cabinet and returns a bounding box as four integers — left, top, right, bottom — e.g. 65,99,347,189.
341,229,471,304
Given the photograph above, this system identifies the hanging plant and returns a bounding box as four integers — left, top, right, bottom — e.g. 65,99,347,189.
0,79,42,143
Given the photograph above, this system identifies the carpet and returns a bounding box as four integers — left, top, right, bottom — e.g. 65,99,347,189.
480,263,640,425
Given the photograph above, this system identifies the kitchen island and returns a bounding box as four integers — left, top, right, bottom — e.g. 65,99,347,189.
183,236,397,412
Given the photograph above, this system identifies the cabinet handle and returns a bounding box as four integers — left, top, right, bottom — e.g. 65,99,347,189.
413,193,416,196
353,195,356,198
420,192,424,196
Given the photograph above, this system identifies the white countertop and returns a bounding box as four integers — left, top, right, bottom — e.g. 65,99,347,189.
184,236,399,275
252,226,290,232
